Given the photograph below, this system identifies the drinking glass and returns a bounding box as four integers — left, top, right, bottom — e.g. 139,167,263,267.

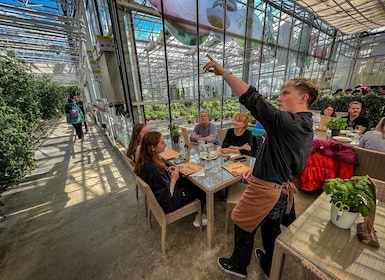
326,129,332,139
179,138,186,159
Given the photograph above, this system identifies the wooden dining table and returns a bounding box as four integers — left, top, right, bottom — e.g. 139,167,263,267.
168,143,255,249
270,186,385,279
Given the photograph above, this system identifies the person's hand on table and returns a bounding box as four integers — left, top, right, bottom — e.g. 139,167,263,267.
220,148,231,154
192,132,199,139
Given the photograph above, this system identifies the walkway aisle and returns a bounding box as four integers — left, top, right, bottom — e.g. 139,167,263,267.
1,118,265,279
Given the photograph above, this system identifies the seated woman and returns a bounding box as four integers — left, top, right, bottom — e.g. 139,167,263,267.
220,113,253,156
359,117,385,153
312,104,337,127
126,123,149,162
134,131,207,227
190,110,220,145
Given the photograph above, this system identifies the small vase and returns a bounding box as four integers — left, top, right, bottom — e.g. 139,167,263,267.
172,136,179,144
330,205,359,229
331,129,340,136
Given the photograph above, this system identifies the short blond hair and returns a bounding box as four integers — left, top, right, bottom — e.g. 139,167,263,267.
281,78,320,107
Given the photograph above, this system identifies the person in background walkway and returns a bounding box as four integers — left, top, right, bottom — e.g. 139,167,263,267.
359,117,385,153
126,123,149,162
72,94,88,132
220,113,253,156
342,101,370,134
203,54,319,279
190,110,220,145
312,104,336,127
134,131,207,227
65,97,84,141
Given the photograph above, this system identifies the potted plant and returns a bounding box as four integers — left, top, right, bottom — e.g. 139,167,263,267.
326,117,347,136
168,123,181,144
322,176,376,229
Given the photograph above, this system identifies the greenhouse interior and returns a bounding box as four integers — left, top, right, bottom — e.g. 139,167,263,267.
1,1,385,279
1,0,385,147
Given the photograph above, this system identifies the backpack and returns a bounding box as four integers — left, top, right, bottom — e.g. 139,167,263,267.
70,106,79,118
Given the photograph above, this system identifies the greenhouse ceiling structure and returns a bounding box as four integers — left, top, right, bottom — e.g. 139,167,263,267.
0,0,384,75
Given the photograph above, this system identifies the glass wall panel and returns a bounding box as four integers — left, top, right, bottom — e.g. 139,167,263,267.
83,0,350,146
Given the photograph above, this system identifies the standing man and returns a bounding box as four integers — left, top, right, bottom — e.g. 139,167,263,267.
342,101,370,134
203,54,319,278
190,110,220,145
72,94,88,133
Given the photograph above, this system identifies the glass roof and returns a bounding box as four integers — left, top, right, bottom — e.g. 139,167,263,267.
0,0,83,65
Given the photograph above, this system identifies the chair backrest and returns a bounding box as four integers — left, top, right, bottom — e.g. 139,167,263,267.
217,128,227,145
353,146,385,180
180,127,191,147
136,176,166,219
318,115,331,131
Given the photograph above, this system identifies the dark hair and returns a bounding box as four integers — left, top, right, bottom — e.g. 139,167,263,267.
334,89,343,95
134,131,167,175
126,123,147,160
320,104,337,117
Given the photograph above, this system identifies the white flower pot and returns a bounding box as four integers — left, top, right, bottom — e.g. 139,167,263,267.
330,205,360,229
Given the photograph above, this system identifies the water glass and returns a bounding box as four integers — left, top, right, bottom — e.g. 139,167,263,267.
326,129,332,139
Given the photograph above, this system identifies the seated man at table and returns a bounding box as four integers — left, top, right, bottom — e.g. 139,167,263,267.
190,110,220,145
134,131,207,227
342,101,370,134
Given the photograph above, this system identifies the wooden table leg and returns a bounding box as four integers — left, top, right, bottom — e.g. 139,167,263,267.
270,240,285,280
206,192,215,249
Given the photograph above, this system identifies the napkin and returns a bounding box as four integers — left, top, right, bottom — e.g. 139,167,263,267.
190,169,205,177
159,148,180,160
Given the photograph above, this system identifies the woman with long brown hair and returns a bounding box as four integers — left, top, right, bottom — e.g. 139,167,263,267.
126,123,149,161
134,131,206,226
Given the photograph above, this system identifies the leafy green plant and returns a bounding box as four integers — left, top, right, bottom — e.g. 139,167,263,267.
168,123,181,136
322,176,375,216
0,97,35,188
326,117,346,130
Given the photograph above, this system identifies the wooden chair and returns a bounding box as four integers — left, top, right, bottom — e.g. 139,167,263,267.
136,176,202,255
353,146,385,180
225,181,248,234
217,128,227,145
120,151,148,217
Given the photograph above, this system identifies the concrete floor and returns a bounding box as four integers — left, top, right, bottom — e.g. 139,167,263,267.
0,118,321,280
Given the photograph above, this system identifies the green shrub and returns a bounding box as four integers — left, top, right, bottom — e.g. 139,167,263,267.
0,97,35,187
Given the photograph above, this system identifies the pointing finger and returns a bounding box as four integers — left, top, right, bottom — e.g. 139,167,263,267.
206,54,213,61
